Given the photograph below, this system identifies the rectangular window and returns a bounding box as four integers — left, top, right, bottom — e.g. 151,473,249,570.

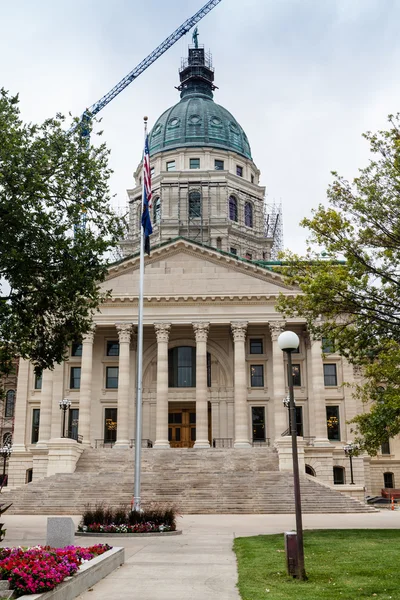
251,174,254,183
215,159,224,170
381,439,391,455
230,247,237,255
245,252,252,260
236,165,243,177
106,367,119,389
250,339,263,354
106,341,120,356
104,407,117,443
322,337,335,353
34,372,42,390
166,160,176,172
288,364,301,387
71,341,82,357
207,352,211,387
70,367,81,390
68,408,79,441
326,405,340,441
250,365,264,387
189,158,200,169
150,166,155,176
324,364,338,386
252,406,265,441
31,408,40,443
289,406,304,436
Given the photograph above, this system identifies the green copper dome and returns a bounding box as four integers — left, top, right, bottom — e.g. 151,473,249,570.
148,46,252,160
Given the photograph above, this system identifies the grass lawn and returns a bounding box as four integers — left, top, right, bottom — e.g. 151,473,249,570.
234,530,400,600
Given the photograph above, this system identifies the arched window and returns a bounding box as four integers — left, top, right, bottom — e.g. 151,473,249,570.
333,466,345,485
244,202,253,228
153,197,161,224
189,191,201,218
5,390,15,418
305,465,316,477
384,472,395,489
229,196,238,222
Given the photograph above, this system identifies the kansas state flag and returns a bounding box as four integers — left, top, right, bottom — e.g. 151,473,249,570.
141,135,153,255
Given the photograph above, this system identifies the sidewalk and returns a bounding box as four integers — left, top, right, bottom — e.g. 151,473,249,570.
2,511,400,600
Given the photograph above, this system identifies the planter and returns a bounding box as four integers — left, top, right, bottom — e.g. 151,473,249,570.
76,530,182,537
16,547,124,600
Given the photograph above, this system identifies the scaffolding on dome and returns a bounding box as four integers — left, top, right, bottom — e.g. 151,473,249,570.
264,199,283,260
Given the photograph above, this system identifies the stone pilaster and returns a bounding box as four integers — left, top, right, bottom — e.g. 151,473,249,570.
78,327,95,446
129,329,137,443
309,336,330,446
154,323,171,448
269,321,287,441
11,359,30,449
50,363,65,440
231,321,250,447
36,370,53,447
193,322,210,448
115,322,132,447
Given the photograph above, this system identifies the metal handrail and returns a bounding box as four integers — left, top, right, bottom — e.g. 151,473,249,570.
129,439,153,448
212,438,233,448
95,439,115,448
252,438,270,447
66,430,83,444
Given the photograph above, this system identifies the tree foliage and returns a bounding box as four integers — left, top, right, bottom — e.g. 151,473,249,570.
0,89,124,376
276,114,400,454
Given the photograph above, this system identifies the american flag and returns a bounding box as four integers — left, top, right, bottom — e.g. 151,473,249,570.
141,134,153,255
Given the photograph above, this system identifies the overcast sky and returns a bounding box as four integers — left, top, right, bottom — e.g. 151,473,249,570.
2,0,399,254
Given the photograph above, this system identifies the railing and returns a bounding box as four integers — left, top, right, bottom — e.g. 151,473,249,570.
95,439,115,448
66,430,83,444
252,439,270,447
212,438,233,448
129,439,153,448
281,428,290,437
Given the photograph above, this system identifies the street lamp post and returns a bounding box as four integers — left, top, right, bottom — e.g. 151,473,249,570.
0,444,12,487
344,443,359,485
59,398,71,438
278,330,306,581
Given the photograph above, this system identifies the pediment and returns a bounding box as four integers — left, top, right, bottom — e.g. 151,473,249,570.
103,240,295,299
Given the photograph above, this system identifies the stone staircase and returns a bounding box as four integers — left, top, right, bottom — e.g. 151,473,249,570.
4,448,374,514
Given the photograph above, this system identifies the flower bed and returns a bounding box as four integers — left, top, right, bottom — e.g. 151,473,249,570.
77,504,177,534
79,522,172,534
0,544,111,597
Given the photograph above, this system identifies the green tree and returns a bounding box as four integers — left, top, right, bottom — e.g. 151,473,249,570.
0,89,124,378
276,114,400,454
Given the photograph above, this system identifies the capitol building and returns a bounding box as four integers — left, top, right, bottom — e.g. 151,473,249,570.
6,42,399,505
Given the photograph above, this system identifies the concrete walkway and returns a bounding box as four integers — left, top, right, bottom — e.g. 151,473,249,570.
2,511,400,600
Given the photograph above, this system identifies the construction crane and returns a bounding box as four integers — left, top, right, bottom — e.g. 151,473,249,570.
78,0,222,130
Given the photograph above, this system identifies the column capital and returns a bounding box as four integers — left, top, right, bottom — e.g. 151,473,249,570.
116,322,133,343
154,322,171,343
193,322,209,342
269,320,286,341
231,321,248,343
82,325,96,344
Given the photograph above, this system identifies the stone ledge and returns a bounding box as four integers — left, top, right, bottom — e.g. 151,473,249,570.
76,530,182,537
17,546,124,600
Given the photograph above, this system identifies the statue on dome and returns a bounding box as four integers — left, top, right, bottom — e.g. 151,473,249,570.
192,26,199,48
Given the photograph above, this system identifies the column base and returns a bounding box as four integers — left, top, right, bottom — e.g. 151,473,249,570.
234,441,251,448
114,440,130,449
313,437,332,448
194,440,210,448
153,440,170,448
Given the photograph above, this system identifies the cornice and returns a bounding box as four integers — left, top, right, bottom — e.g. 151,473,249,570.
102,293,296,307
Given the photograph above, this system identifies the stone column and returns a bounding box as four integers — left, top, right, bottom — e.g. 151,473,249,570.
11,359,30,449
78,327,95,446
154,323,171,448
36,370,54,447
309,336,330,445
231,321,250,448
115,322,132,448
129,329,137,443
193,322,210,448
269,321,288,441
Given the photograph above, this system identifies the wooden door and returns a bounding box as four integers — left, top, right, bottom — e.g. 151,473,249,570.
168,409,196,448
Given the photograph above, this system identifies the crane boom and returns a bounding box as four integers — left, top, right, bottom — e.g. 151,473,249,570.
86,0,222,119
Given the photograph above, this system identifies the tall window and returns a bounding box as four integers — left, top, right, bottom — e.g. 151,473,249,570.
106,367,119,389
229,196,238,221
106,341,119,356
104,408,117,443
31,409,40,443
323,364,338,386
250,365,264,387
153,197,161,224
384,472,394,488
381,439,391,455
333,466,345,484
70,367,81,390
189,191,201,218
68,408,79,440
252,407,265,442
244,202,253,228
326,406,340,440
168,347,196,387
236,165,243,177
288,364,301,387
207,352,211,387
5,390,15,418
34,372,42,390
190,158,200,169
71,341,82,356
289,406,303,436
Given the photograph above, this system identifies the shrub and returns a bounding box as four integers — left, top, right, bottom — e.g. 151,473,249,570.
79,503,177,533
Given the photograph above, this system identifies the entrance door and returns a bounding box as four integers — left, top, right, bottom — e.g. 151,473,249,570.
168,409,196,448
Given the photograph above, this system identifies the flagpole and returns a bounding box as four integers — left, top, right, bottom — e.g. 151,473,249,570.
133,116,148,512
